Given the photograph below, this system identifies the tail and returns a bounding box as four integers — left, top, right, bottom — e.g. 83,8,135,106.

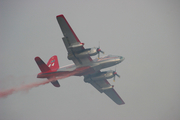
35,57,51,73
35,55,59,73
46,55,59,71
35,55,60,87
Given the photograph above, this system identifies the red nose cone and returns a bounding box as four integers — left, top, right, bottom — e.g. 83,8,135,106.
97,48,101,52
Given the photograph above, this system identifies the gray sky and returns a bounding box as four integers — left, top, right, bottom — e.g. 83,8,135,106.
0,0,180,120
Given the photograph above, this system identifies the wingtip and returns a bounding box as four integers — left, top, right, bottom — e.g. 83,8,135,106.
55,84,60,87
116,100,125,105
117,100,125,105
117,103,125,105
56,14,64,18
35,56,41,61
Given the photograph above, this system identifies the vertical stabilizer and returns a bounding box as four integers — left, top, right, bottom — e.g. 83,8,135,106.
47,55,59,71
47,56,60,87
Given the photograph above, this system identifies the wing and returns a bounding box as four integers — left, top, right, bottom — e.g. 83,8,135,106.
56,15,92,66
85,72,125,105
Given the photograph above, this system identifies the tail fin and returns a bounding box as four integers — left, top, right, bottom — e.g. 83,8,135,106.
35,57,51,73
35,56,60,87
47,55,59,71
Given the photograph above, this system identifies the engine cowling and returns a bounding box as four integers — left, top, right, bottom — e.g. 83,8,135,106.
84,70,117,82
68,47,98,60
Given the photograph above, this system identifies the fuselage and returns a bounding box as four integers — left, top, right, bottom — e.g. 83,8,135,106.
92,55,125,70
37,55,125,78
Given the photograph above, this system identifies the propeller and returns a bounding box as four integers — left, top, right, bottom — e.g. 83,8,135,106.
97,42,104,59
113,68,120,82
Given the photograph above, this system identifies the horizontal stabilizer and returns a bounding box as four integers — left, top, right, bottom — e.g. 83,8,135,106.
35,57,50,73
51,80,60,87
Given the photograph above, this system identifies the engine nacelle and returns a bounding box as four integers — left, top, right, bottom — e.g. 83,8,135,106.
84,70,116,82
68,47,98,60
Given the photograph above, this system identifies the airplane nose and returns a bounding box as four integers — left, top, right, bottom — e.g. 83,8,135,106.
122,57,125,61
120,56,125,62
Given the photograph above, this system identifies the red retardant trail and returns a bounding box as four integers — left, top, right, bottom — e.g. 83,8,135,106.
0,69,83,98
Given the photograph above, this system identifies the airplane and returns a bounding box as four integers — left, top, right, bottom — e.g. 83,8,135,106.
35,14,125,105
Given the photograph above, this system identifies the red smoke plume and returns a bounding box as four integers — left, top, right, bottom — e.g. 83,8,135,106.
0,72,77,98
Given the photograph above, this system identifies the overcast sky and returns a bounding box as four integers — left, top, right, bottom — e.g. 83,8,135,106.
0,0,180,120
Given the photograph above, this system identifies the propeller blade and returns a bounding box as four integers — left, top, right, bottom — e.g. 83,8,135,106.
116,74,120,78
97,42,104,59
113,75,116,82
100,50,104,54
113,68,120,82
